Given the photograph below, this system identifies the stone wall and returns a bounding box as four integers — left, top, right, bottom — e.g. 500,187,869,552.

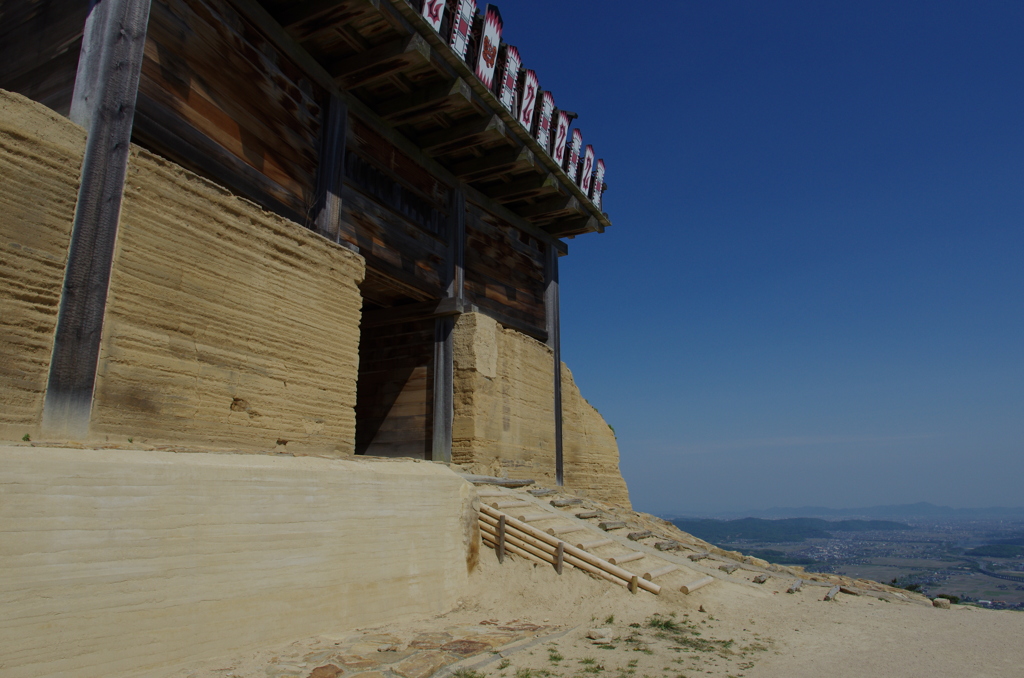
452,312,630,506
89,148,364,454
0,91,84,440
0,446,476,678
562,365,632,507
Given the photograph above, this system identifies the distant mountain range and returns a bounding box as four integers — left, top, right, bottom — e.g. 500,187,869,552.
665,502,1024,521
670,517,911,544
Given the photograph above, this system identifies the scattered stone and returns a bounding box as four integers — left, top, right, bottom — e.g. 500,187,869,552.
308,666,342,678
377,645,401,652
440,640,491,656
587,628,613,642
627,530,655,541
933,598,951,610
824,585,841,602
719,565,738,575
551,498,583,507
599,521,627,531
753,574,769,584
528,488,557,496
575,510,602,519
688,552,709,562
393,651,453,678
698,605,708,613
654,540,681,551
408,632,453,649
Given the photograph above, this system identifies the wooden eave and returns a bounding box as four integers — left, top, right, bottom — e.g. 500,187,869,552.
255,0,609,240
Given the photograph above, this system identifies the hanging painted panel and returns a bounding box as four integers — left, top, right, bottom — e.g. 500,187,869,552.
421,0,446,32
475,5,503,89
534,91,555,152
497,44,521,112
518,69,539,133
449,0,478,61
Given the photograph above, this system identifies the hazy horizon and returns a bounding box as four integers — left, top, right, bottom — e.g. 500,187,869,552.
499,0,1024,515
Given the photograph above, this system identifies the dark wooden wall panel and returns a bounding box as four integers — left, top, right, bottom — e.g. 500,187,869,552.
356,318,435,459
134,0,324,220
464,203,547,336
0,0,88,115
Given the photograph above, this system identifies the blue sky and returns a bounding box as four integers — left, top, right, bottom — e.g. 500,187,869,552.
497,1,1024,514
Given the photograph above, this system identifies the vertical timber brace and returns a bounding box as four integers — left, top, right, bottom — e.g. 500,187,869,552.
431,188,465,463
545,242,564,486
42,0,152,437
312,93,348,243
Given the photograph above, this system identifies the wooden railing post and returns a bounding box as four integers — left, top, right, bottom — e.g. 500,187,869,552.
43,0,152,438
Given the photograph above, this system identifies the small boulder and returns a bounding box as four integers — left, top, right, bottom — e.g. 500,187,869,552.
587,628,613,642
933,598,951,610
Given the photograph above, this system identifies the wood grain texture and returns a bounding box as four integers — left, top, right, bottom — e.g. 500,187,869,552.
44,0,151,438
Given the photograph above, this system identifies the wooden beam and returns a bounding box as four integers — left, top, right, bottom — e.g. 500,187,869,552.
449,146,536,181
328,33,431,89
274,0,381,31
545,242,563,486
361,297,466,328
376,77,474,124
43,0,152,438
416,114,507,155
432,315,454,463
545,215,601,238
228,0,568,254
487,173,560,202
311,93,348,243
516,195,582,220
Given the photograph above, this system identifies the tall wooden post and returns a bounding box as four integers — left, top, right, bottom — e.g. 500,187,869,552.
545,242,563,486
432,188,465,463
43,0,152,438
312,93,348,243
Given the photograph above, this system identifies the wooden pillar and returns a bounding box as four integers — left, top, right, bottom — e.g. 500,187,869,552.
545,242,563,486
42,0,152,438
311,93,348,243
431,188,465,463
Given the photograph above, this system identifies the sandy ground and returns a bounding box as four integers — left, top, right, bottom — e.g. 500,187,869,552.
177,546,1024,678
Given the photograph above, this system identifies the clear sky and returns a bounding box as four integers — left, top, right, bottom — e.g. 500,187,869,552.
498,1,1024,515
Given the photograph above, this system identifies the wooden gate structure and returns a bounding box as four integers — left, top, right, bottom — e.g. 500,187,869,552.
0,0,610,480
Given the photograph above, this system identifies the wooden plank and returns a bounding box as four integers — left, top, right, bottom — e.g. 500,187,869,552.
680,576,715,595
361,297,466,328
787,579,803,594
628,530,655,541
527,488,556,496
416,114,507,155
327,33,431,89
43,0,152,437
575,510,601,520
599,521,627,531
312,93,348,242
517,195,582,220
449,146,536,181
486,173,560,202
376,77,473,124
550,498,583,507
824,585,841,601
608,552,644,566
545,242,563,485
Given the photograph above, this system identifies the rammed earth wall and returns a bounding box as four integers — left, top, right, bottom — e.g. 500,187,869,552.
452,312,630,507
90,148,364,454
0,447,476,678
0,91,84,441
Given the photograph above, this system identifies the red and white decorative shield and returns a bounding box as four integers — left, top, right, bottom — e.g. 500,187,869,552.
449,0,478,61
535,91,555,152
565,128,583,182
591,158,606,208
497,45,521,113
518,69,539,133
475,5,503,89
580,144,595,193
552,111,570,165
421,0,445,32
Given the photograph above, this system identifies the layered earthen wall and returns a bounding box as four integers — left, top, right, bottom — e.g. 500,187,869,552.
0,447,476,678
0,91,84,440
89,149,365,454
452,312,630,507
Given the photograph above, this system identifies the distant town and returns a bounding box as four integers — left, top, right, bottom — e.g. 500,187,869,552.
667,504,1024,610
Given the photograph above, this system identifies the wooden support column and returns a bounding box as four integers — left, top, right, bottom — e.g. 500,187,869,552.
431,188,465,463
42,0,152,438
545,242,564,486
311,93,348,244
